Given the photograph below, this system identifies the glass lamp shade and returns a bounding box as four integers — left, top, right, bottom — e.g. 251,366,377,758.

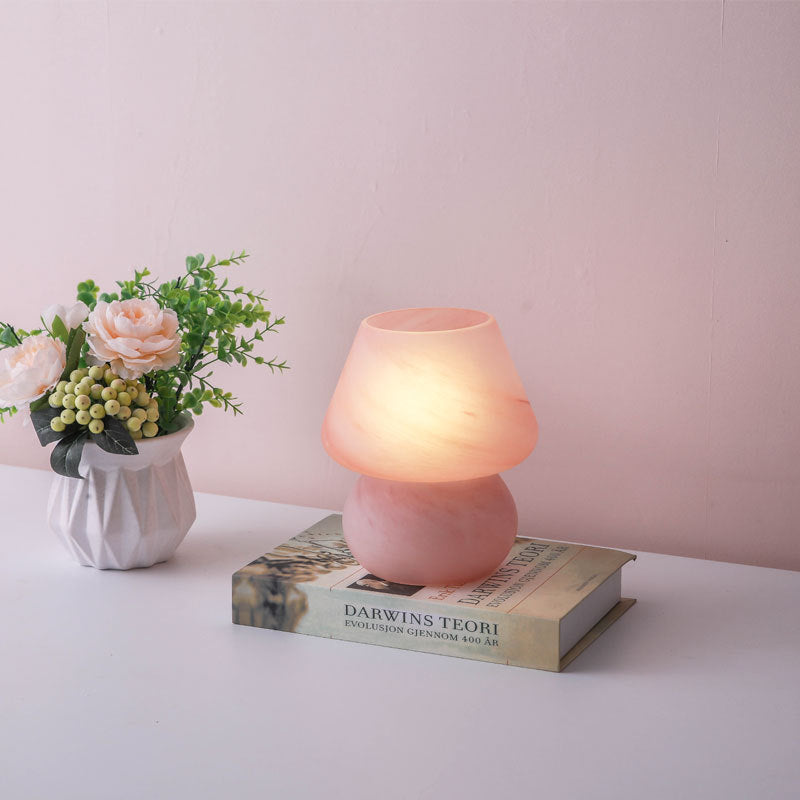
322,308,538,483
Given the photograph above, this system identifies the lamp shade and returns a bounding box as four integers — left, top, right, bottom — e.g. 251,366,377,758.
322,308,538,483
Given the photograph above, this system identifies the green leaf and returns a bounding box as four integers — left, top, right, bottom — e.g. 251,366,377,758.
159,414,181,433
51,315,69,343
183,331,203,350
77,291,94,306
31,406,69,446
50,428,88,479
93,415,138,456
61,326,87,380
29,395,50,413
186,256,198,271
0,326,17,347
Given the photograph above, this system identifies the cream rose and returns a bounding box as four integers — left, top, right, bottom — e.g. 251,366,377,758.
0,335,66,408
83,298,182,380
41,300,90,332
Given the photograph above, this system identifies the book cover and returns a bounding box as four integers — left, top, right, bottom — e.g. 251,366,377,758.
232,514,636,671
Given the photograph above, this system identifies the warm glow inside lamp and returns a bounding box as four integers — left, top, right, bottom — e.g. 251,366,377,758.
322,307,538,586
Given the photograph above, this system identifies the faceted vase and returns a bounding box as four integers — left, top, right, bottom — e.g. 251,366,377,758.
46,416,196,569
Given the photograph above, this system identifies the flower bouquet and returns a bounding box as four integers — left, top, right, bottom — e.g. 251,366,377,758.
0,251,286,568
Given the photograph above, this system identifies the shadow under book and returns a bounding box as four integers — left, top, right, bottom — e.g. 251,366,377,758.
232,514,636,672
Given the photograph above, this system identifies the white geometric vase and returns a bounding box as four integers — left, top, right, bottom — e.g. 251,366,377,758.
47,415,196,569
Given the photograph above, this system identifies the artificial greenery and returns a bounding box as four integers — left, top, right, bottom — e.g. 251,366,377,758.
78,250,288,432
1,250,287,477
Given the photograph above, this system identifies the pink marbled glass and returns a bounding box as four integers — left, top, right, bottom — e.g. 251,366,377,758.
343,474,519,586
323,308,538,584
323,308,538,482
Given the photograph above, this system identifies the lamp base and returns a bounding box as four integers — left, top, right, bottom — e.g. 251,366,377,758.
342,474,518,586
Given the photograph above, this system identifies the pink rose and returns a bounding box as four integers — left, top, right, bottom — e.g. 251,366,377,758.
83,298,182,380
0,335,66,408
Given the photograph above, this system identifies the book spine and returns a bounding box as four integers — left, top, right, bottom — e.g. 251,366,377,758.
233,574,561,671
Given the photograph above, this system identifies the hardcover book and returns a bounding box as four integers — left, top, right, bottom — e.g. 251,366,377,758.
232,514,636,671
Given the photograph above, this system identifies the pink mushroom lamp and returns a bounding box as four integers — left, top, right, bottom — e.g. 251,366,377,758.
322,307,538,586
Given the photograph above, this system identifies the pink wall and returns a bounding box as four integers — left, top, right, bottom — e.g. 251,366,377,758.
1,2,798,570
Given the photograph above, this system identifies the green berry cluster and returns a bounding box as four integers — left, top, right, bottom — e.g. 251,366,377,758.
47,364,161,440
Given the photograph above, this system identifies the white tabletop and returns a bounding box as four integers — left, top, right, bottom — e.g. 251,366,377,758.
1,463,798,800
